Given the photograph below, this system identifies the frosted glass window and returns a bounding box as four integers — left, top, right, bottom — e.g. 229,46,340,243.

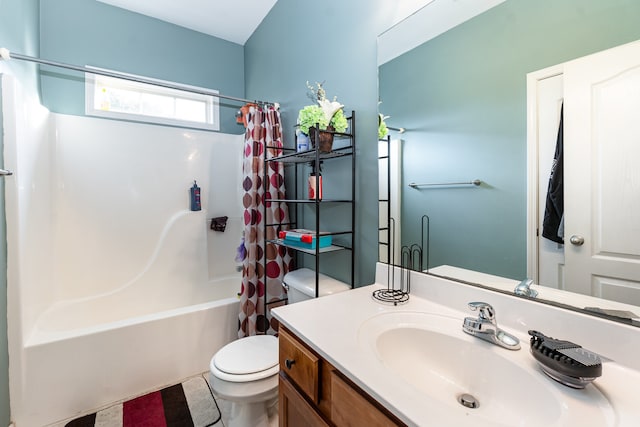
86,71,219,131
176,98,207,122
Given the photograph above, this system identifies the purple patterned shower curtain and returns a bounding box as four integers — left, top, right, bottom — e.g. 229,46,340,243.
239,105,293,337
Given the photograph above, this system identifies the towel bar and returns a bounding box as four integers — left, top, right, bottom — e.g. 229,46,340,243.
408,179,481,188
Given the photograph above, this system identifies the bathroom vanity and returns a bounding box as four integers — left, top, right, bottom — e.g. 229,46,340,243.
272,263,640,426
278,326,403,426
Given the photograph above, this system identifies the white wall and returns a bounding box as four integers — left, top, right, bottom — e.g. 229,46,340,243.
3,74,54,342
48,114,243,303
5,99,244,337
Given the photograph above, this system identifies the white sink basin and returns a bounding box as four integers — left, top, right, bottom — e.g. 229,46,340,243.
358,311,615,427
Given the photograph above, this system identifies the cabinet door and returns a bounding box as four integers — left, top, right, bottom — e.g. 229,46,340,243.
279,374,329,427
331,371,403,427
279,327,320,403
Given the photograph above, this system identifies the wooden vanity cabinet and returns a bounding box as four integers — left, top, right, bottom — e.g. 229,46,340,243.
278,327,405,427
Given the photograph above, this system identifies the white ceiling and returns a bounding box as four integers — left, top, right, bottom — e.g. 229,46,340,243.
96,0,503,56
378,0,507,65
97,0,278,45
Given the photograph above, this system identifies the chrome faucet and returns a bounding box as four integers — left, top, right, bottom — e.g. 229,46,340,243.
462,302,521,350
514,278,538,298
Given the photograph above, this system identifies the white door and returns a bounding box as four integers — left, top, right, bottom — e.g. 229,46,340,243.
563,40,640,305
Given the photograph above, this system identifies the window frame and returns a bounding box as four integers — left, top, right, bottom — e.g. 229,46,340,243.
85,68,220,131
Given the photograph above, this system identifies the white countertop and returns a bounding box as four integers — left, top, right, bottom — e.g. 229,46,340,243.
272,265,640,426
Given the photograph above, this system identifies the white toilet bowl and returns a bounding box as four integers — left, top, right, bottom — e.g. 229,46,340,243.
209,268,351,426
209,335,279,427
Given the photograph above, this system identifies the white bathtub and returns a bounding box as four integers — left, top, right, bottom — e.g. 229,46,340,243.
27,276,240,346
22,277,239,427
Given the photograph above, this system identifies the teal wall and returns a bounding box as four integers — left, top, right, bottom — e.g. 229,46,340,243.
379,0,640,279
0,0,41,423
244,0,393,285
39,0,246,134
0,0,40,90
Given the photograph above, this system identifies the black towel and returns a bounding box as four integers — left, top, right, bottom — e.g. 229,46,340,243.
542,104,564,244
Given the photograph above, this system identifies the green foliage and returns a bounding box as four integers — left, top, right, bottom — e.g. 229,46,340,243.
298,105,329,135
378,113,389,139
331,108,348,133
298,105,348,134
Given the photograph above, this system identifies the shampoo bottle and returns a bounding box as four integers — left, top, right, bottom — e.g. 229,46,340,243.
190,180,202,211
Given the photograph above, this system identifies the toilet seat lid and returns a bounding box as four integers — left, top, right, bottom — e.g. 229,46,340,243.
214,335,278,375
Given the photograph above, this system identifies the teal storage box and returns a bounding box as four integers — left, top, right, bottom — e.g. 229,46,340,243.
278,229,332,249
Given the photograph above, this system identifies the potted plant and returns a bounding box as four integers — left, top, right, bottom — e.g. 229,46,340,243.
377,101,390,140
378,113,389,140
297,81,348,152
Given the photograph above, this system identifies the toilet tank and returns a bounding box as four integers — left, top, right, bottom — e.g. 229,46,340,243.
283,268,350,304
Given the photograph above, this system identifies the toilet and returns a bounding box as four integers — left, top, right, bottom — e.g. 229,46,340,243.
208,268,350,427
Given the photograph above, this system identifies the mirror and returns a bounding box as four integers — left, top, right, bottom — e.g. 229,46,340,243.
377,0,640,324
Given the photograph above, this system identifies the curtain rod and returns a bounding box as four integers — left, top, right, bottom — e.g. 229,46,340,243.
0,48,276,107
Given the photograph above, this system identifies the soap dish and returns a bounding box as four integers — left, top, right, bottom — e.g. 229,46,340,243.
528,330,602,389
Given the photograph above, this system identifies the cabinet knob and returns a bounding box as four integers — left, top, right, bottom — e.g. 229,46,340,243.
285,358,296,369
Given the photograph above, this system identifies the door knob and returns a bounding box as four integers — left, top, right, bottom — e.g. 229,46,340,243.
569,235,585,246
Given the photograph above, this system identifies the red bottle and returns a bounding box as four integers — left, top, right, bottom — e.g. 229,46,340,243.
308,163,322,200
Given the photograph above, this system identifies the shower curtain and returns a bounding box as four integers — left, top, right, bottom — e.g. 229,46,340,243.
239,105,293,337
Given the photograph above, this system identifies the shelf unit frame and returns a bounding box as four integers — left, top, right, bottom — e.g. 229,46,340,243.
262,111,356,319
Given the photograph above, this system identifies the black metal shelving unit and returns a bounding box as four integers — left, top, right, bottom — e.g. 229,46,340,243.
263,111,356,315
378,134,391,265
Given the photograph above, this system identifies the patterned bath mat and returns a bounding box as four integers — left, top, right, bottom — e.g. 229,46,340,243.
65,376,221,427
